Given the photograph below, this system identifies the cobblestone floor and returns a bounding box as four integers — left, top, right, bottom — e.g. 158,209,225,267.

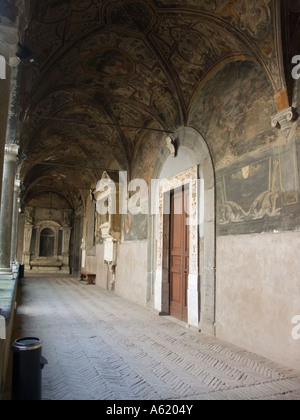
5,275,300,400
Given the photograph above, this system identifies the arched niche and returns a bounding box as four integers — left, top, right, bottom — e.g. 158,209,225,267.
22,202,73,274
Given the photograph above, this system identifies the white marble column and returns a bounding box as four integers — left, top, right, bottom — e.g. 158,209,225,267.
0,144,19,279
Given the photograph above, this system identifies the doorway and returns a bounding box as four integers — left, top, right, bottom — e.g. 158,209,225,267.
153,127,216,335
39,228,55,257
169,187,189,322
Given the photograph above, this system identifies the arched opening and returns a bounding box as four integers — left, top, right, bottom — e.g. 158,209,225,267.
39,228,55,257
151,127,216,336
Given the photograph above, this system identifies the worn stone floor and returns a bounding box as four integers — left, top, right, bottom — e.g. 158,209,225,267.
4,275,300,400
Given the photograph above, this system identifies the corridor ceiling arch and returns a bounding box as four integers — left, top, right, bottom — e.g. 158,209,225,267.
16,0,299,221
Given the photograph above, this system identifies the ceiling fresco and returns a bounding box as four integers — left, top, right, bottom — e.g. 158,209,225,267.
17,0,299,207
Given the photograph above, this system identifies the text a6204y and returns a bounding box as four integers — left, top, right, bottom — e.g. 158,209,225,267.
148,405,193,415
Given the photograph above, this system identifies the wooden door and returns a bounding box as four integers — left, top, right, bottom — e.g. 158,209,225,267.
169,187,189,322
39,228,55,257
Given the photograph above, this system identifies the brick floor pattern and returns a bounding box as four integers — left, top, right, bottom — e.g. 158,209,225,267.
10,276,300,400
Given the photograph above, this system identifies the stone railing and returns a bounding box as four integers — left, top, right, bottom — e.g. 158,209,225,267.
0,279,17,400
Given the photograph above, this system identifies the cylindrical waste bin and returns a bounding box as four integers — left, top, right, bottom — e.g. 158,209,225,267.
18,264,24,279
12,337,47,400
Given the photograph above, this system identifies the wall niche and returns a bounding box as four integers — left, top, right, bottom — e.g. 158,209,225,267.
22,192,73,274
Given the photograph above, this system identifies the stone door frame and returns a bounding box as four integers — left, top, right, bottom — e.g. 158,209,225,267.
155,166,201,327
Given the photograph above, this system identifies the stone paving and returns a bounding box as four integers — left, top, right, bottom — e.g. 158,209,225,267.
5,275,300,400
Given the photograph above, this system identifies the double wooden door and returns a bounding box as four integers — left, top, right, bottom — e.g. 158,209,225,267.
169,187,189,322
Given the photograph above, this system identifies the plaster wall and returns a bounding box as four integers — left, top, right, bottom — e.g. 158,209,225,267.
86,243,106,290
87,242,148,307
115,241,148,306
216,231,300,371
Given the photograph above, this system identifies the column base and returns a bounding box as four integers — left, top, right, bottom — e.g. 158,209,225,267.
200,319,216,337
0,268,14,280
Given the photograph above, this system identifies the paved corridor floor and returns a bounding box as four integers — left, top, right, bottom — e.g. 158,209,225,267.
6,275,300,400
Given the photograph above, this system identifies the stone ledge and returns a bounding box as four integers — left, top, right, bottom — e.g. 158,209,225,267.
0,279,17,400
0,279,17,339
30,259,63,268
0,315,5,339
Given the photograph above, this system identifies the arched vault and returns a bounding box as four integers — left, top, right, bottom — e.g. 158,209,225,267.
18,0,298,204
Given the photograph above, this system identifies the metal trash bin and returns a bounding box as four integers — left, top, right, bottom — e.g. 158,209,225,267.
12,337,48,400
18,264,24,279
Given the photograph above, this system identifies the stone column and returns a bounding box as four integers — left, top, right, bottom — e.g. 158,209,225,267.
23,226,33,271
10,176,21,263
62,227,72,271
0,144,19,279
22,206,34,270
0,24,19,210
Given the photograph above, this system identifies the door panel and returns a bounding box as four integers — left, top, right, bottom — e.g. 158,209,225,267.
171,272,181,303
170,187,189,322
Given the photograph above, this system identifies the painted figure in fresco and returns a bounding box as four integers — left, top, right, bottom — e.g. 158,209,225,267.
211,0,271,39
85,49,133,78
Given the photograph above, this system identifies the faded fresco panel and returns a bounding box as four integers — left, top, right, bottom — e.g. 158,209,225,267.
217,142,300,235
131,129,165,182
123,213,148,242
189,61,278,169
224,158,271,213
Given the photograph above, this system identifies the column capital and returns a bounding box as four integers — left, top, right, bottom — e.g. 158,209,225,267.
0,23,19,57
271,107,298,138
4,144,19,163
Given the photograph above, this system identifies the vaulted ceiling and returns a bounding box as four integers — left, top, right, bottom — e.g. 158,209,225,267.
17,0,300,209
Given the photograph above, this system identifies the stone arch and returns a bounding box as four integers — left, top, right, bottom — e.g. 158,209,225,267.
150,127,216,335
